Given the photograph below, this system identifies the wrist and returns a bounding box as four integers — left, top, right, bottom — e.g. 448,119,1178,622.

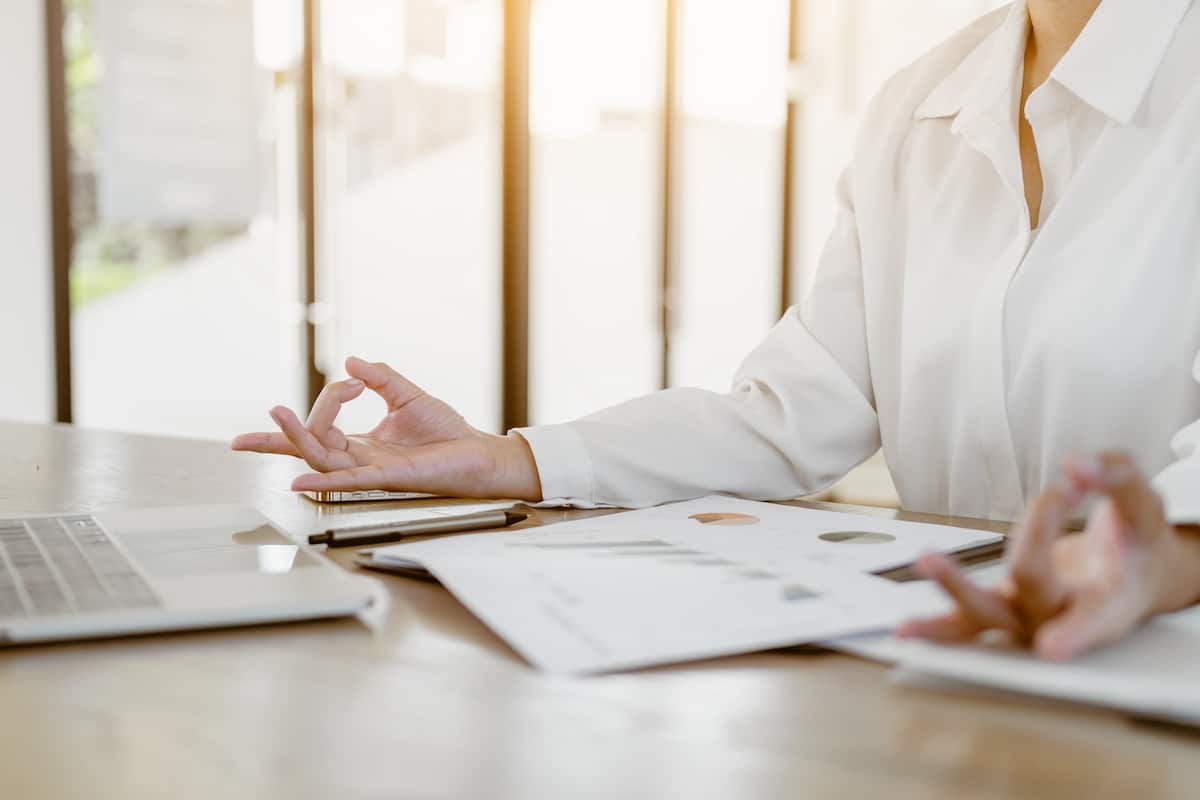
495,432,544,503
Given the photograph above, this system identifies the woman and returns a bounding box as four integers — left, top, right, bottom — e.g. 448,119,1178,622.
234,0,1200,659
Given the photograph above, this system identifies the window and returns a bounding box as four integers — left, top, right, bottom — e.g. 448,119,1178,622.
316,0,503,434
38,0,1008,511
528,0,663,424
65,0,306,438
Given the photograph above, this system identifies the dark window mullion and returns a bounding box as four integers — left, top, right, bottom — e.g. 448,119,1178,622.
780,0,804,318
300,0,325,408
502,0,532,430
659,0,680,390
44,0,73,424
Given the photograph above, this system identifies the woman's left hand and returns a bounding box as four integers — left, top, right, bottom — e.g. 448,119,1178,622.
897,453,1200,661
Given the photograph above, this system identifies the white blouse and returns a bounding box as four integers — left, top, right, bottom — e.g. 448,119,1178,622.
516,0,1200,524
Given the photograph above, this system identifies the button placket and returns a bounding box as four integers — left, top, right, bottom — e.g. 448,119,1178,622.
952,114,1032,520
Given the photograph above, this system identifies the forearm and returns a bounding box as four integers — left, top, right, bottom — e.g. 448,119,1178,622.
516,304,883,508
517,383,879,508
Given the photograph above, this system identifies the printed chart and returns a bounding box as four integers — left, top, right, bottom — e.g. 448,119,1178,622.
363,496,1000,673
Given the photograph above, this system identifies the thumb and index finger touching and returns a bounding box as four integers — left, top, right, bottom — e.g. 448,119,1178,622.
902,451,1168,651
1063,453,1169,542
345,356,425,411
231,356,418,458
1009,453,1169,660
1004,453,1166,633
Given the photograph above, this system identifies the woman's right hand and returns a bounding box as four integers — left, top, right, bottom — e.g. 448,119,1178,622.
898,454,1200,660
231,357,544,502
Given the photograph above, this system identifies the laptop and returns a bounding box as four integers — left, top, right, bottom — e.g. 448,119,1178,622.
0,504,374,645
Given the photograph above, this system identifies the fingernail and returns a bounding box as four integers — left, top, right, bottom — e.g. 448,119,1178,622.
345,379,364,389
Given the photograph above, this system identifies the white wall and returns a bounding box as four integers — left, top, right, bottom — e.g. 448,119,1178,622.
0,1,56,422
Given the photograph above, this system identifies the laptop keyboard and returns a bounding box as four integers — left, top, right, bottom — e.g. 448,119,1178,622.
0,516,161,618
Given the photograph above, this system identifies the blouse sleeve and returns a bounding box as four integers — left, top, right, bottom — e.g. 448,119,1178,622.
514,168,882,508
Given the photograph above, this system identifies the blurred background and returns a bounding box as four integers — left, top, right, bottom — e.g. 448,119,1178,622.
2,0,1005,506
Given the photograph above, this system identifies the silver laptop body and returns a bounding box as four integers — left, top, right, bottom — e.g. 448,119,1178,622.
0,504,373,645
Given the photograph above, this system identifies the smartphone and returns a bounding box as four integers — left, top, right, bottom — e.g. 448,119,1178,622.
302,490,437,503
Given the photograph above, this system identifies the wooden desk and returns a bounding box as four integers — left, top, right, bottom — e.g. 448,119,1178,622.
1,421,1195,799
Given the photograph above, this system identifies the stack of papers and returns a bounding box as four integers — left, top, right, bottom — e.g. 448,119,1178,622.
361,495,1002,673
827,566,1200,728
893,613,1200,726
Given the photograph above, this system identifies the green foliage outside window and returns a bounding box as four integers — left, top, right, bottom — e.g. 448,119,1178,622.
64,0,241,308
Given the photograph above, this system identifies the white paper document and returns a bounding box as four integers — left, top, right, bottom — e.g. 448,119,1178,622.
824,564,1200,727
890,608,1200,726
364,496,1004,673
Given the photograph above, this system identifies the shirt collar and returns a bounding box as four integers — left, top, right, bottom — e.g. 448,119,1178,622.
915,0,1194,125
914,2,1029,123
1051,0,1193,124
